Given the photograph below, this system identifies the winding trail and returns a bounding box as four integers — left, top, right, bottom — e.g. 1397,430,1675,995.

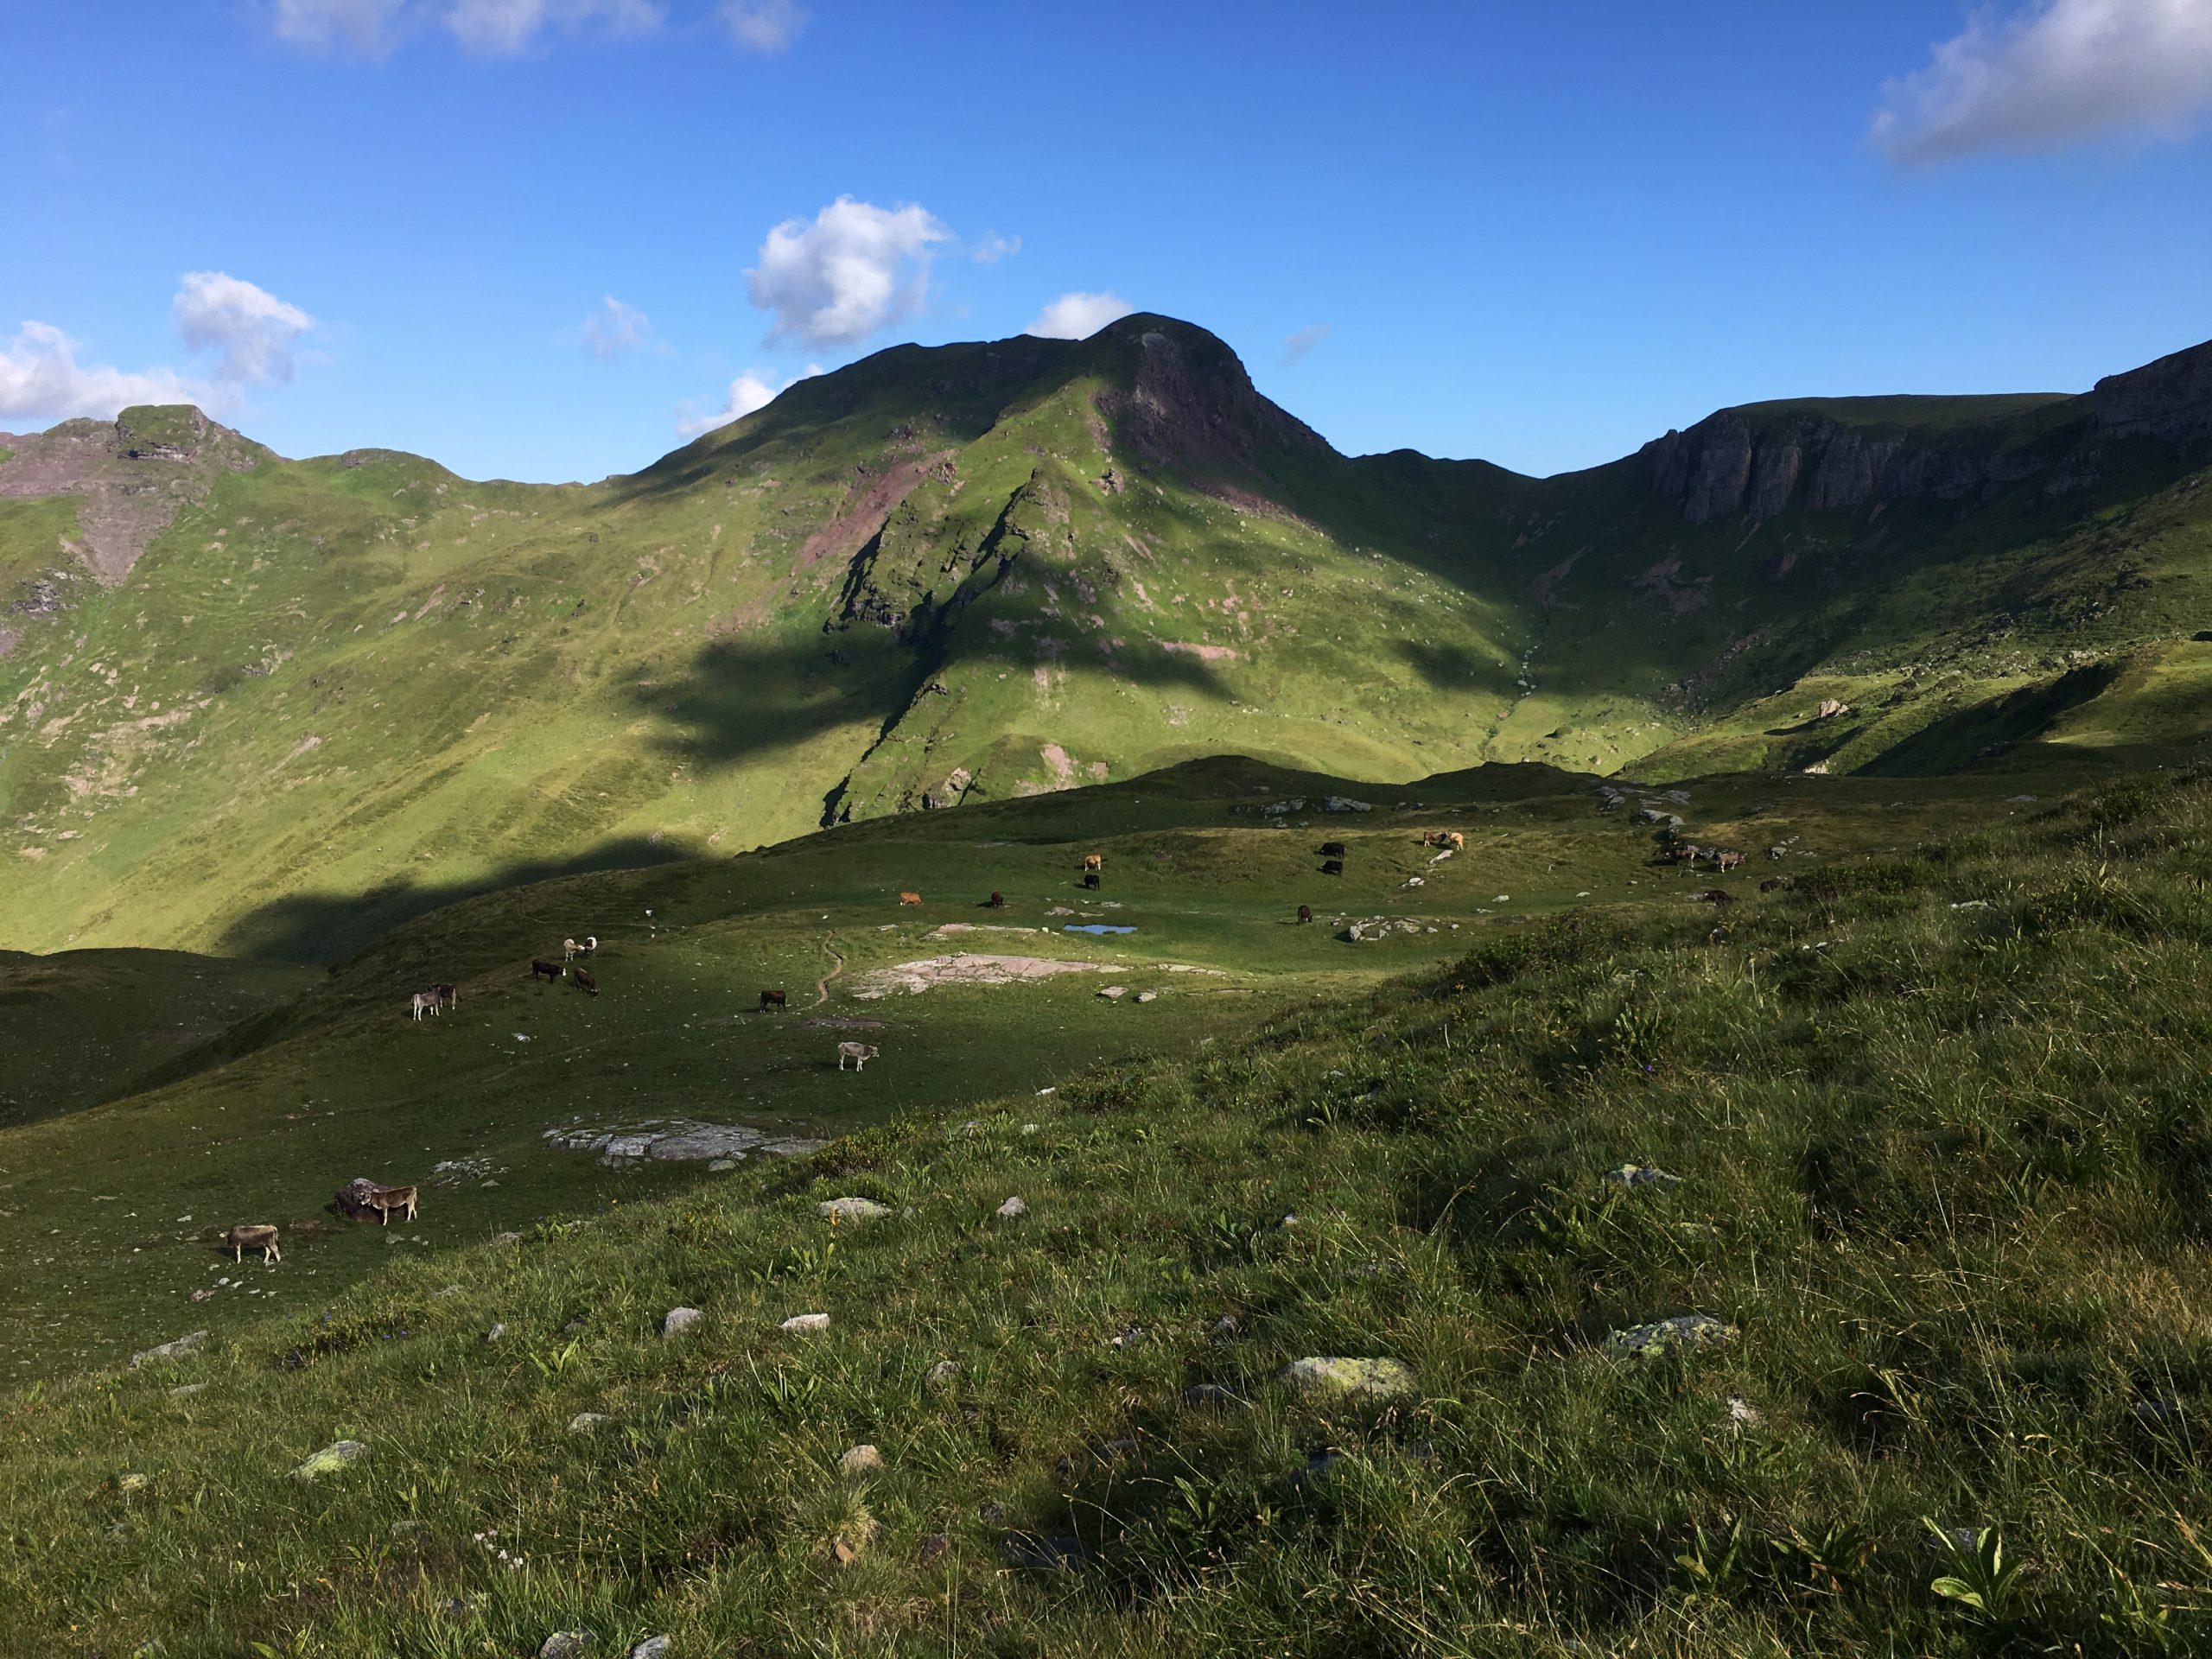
813,934,847,1007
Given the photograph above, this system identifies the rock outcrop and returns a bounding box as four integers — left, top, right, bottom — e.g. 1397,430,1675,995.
2094,338,2212,441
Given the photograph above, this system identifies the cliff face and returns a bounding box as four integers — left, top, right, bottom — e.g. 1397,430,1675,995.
1643,338,2212,524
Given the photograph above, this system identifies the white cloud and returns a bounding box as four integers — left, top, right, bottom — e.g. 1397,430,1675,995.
1,272,317,426
174,272,314,385
1024,291,1135,340
676,362,822,435
745,197,952,347
721,0,808,50
0,322,197,423
582,294,652,359
442,0,663,56
972,232,1021,265
1872,0,2212,163
1282,322,1332,365
270,0,409,56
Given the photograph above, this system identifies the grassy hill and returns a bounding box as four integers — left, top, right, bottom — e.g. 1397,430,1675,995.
4,760,2209,1655
3,321,2209,965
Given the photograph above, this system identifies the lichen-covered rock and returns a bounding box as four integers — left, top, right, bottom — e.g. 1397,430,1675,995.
995,1195,1028,1219
781,1312,830,1333
839,1443,883,1475
1604,1164,1681,1189
817,1197,892,1223
130,1330,207,1369
289,1440,369,1481
1606,1313,1737,1359
538,1633,594,1659
662,1306,702,1338
1279,1357,1418,1402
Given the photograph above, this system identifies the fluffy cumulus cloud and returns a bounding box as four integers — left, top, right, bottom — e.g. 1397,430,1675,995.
173,272,314,385
582,294,652,359
676,362,821,435
972,232,1021,265
1872,0,2212,163
745,197,951,348
0,323,195,424
1,273,314,425
270,0,408,55
1282,322,1332,365
1024,291,1135,340
720,0,808,50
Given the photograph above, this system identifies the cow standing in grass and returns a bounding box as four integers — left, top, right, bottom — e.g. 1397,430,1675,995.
531,959,564,982
223,1224,280,1263
760,988,787,1012
837,1041,880,1071
1297,904,1313,924
573,968,599,997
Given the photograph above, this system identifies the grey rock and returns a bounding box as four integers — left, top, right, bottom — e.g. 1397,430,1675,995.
568,1412,613,1433
130,1330,207,1369
780,1312,830,1333
289,1440,370,1481
1135,990,1158,1003
1280,1357,1419,1402
662,1306,702,1338
626,1640,671,1659
838,1443,883,1474
168,1382,207,1398
817,1197,892,1223
924,1359,960,1391
1097,984,1128,1000
1206,1315,1240,1341
1606,1313,1738,1359
1604,1164,1682,1189
538,1634,594,1659
483,1323,507,1343
995,1195,1027,1219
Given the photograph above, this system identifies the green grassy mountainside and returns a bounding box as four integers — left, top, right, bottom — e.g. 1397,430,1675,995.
7,763,2211,1656
3,321,2209,964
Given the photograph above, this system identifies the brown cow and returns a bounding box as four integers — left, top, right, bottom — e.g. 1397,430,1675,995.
760,988,788,1012
340,1179,416,1226
1296,904,1313,924
431,982,458,1013
1081,854,1103,872
1715,850,1745,873
898,891,922,906
986,891,1006,908
573,968,600,997
531,958,564,982
223,1224,280,1263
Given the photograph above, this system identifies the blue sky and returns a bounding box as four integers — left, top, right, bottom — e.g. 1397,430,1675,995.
4,0,2209,482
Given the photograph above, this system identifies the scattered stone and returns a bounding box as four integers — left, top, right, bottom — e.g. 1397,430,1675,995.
817,1197,892,1223
1207,1315,1241,1341
1184,1382,1243,1408
563,1319,587,1334
1605,1164,1682,1189
1606,1313,1738,1360
493,1231,523,1244
838,1443,883,1475
546,1121,823,1168
189,1288,214,1302
568,1413,613,1433
915,1532,950,1565
538,1634,594,1659
391,1518,420,1535
289,1440,370,1481
117,1471,149,1493
707,1159,737,1172
168,1382,206,1398
483,1323,507,1343
1135,990,1158,1003
781,1312,830,1333
626,1640,670,1659
1280,1357,1419,1403
1109,1323,1146,1348
1727,1395,1763,1427
1097,985,1128,1000
130,1330,207,1369
662,1306,702,1339
1001,1531,1090,1570
995,1196,1027,1219
1319,797,1373,814
924,1359,961,1391
434,1285,463,1299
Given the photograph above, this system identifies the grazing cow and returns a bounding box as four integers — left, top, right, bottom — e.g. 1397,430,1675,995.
563,936,598,961
1759,877,1784,893
410,991,439,1021
223,1224,280,1264
1694,888,1736,906
987,891,1006,909
573,968,600,997
1419,830,1465,850
899,891,922,906
1715,850,1745,873
432,982,458,1013
1444,830,1465,852
1297,904,1313,924
1081,854,1103,872
1083,871,1102,890
836,1041,880,1071
760,988,788,1012
1321,858,1344,876
367,1185,417,1225
531,958,565,982
1319,841,1346,857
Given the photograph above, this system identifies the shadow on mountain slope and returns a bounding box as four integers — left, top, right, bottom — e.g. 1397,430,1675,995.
1855,664,2125,778
215,836,691,968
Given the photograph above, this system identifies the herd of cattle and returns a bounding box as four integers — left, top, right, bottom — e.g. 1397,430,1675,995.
216,1177,421,1273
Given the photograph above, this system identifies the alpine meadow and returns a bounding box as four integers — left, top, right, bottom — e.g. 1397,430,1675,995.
9,3,2212,1654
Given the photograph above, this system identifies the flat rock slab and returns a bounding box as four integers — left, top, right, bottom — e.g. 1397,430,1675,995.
781,1313,830,1333
569,1412,613,1433
854,953,1107,998
662,1306,702,1338
539,1634,594,1659
839,1444,883,1475
130,1330,207,1368
817,1197,892,1223
1607,1313,1737,1359
1280,1357,1419,1402
543,1120,825,1168
290,1440,369,1481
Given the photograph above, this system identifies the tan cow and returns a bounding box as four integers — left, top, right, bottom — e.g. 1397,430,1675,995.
1081,854,1103,871
341,1179,418,1225
898,891,922,906
223,1224,281,1263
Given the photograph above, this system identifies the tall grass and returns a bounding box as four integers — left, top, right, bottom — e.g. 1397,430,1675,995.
6,771,2212,1654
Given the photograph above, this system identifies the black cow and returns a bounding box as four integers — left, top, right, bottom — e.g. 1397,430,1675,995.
531,958,564,982
1296,904,1313,924
1319,841,1346,857
1321,859,1344,877
760,988,788,1011
1083,871,1101,890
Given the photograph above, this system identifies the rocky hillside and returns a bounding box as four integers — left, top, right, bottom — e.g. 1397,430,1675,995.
3,319,2209,961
